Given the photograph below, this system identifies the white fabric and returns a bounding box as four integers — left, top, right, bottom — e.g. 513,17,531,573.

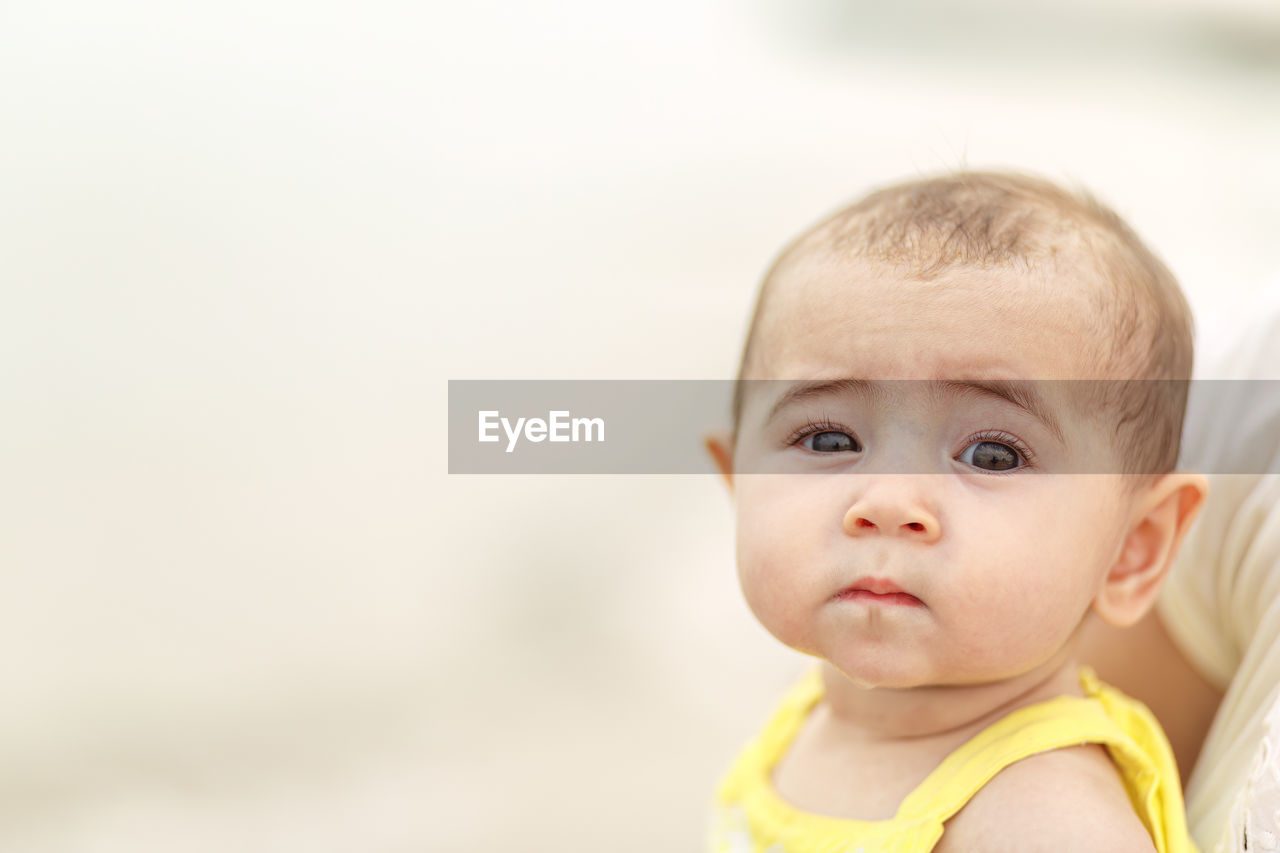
1225,684,1280,852
1158,284,1280,853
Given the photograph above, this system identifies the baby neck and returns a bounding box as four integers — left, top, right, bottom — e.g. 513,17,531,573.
819,648,1084,744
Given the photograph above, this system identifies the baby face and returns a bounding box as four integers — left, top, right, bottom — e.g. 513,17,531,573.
729,256,1138,689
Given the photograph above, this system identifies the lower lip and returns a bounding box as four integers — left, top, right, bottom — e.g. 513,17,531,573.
833,589,924,607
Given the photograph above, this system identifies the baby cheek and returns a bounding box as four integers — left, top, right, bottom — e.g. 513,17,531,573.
732,479,832,651
736,555,817,651
945,570,1084,665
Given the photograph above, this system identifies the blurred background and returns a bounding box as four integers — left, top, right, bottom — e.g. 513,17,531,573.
3,0,1279,850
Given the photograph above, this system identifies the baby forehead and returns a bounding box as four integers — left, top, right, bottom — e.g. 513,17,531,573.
743,256,1115,382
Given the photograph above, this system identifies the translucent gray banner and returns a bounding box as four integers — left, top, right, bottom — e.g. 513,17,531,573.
448,380,1280,475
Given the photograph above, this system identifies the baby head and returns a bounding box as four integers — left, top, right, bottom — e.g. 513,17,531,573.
706,171,1207,690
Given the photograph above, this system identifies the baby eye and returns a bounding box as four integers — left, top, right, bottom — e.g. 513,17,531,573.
957,439,1024,471
805,431,859,453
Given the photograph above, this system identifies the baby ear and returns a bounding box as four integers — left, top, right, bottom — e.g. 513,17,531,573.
1092,473,1209,627
703,430,735,492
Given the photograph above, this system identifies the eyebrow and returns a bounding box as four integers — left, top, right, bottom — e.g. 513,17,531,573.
765,378,1065,443
766,379,876,423
937,380,1065,444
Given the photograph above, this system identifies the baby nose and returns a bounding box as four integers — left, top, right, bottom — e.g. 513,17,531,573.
842,489,940,542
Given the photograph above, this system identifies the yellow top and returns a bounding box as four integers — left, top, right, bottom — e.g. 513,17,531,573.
710,667,1198,853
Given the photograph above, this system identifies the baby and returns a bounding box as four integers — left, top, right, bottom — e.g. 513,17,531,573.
704,171,1208,852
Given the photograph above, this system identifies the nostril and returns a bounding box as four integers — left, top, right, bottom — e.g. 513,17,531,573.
906,522,925,532
856,518,877,530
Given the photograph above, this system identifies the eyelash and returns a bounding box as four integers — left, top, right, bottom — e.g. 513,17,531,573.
966,429,1038,471
783,421,1038,470
785,418,853,448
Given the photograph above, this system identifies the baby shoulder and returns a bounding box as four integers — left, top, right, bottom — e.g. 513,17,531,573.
934,744,1158,853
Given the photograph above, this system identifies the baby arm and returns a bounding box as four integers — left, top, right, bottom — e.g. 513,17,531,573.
935,744,1159,853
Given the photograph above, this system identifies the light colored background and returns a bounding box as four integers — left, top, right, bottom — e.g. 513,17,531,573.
3,1,1279,850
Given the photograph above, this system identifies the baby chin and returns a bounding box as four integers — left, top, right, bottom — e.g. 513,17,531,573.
824,651,932,690
816,613,936,688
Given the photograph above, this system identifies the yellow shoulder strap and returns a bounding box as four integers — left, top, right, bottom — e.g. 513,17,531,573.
895,668,1194,853
715,667,825,805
